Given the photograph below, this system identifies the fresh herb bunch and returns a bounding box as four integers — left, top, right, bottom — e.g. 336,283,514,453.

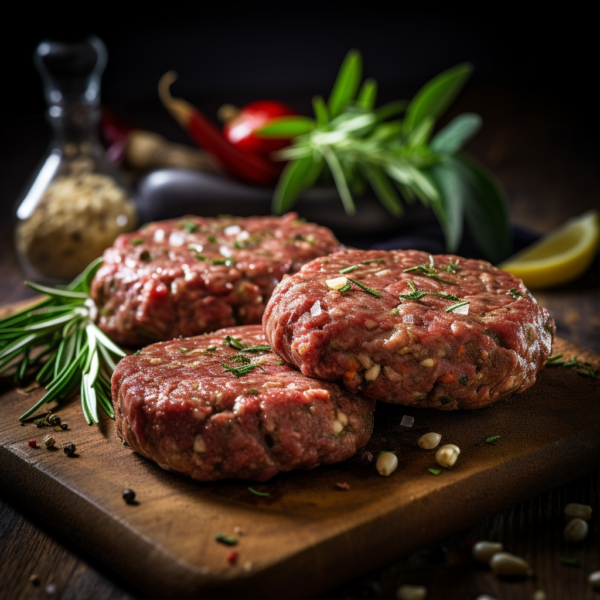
0,258,126,424
256,50,510,263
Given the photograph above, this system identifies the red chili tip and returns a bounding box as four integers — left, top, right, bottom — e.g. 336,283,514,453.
335,482,351,491
28,440,38,448
227,551,238,564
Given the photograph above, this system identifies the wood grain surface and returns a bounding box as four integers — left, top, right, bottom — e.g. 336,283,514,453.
1,333,599,600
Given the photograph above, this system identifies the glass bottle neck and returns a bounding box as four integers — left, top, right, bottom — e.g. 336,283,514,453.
47,103,101,151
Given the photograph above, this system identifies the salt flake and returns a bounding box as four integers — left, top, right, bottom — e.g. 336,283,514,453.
454,304,470,315
310,300,322,317
400,415,414,428
402,314,414,324
168,232,185,247
224,224,241,236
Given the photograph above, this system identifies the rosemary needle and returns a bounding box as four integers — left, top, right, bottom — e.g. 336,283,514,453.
0,258,126,425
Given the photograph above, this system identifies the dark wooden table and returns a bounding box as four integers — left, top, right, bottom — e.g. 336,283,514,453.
1,84,599,600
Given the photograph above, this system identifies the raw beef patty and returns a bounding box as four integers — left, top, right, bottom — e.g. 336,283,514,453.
264,249,555,409
113,325,375,482
92,213,339,346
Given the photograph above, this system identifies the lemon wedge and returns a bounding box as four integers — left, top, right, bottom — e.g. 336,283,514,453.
498,210,600,289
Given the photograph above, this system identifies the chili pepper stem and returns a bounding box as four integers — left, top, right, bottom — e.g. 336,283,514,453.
158,71,194,127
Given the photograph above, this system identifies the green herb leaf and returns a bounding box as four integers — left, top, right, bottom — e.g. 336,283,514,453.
338,282,352,292
328,49,362,119
459,375,468,386
248,486,270,497
255,116,316,138
346,278,382,298
321,146,356,215
357,78,378,110
131,238,144,246
432,292,461,301
452,155,511,263
221,363,265,378
560,557,580,566
276,359,286,365
272,155,315,214
404,62,473,131
230,354,251,364
362,258,385,265
428,468,442,476
215,533,238,545
312,95,329,126
445,301,470,313
508,288,522,299
361,163,404,217
207,235,218,243
485,435,501,443
431,113,482,154
211,258,233,266
224,335,245,350
179,220,198,233
339,265,359,274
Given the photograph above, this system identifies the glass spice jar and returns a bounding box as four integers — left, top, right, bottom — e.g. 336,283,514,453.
15,36,137,284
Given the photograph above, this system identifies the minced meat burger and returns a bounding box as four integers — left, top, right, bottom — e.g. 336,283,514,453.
263,249,555,410
113,325,375,482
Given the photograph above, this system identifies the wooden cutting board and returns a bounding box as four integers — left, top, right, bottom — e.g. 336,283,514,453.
1,299,599,600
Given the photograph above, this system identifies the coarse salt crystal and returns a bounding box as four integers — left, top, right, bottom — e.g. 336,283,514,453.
154,228,165,242
375,269,392,277
310,300,322,317
220,245,232,257
454,304,470,315
188,243,203,252
401,415,414,428
224,224,241,236
236,230,250,241
403,314,414,324
168,232,185,246
326,276,348,290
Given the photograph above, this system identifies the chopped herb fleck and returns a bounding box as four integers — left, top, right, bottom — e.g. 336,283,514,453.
390,307,400,315
194,254,207,261
445,301,470,313
445,263,460,273
207,235,218,243
362,258,385,264
403,264,456,285
486,435,501,443
245,389,260,395
179,220,198,233
439,396,452,405
306,234,315,243
221,363,265,378
339,265,359,274
230,354,251,364
205,346,217,353
276,359,286,365
131,238,144,246
215,533,238,545
243,346,272,353
224,335,246,350
433,292,461,301
346,278,382,298
400,279,429,300
459,375,468,386
428,468,442,476
179,348,189,354
248,486,270,497
560,556,580,566
132,349,141,356
508,288,522,299
139,250,152,262
212,257,233,266
338,282,352,292
546,354,598,378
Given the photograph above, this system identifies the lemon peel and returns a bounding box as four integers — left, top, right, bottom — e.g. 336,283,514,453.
499,210,599,289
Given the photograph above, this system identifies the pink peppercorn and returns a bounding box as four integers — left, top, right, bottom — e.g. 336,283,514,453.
28,440,38,448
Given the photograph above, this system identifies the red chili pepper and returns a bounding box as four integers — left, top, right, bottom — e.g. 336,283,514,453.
220,100,298,158
28,440,38,448
226,550,238,564
159,72,281,186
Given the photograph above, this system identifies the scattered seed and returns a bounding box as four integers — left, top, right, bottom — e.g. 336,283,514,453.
43,436,56,448
400,415,414,428
29,574,40,586
564,518,588,543
489,552,530,576
396,584,427,600
564,503,592,522
122,489,136,504
233,526,244,536
435,444,460,468
227,550,238,564
418,432,441,450
376,452,398,477
472,541,503,563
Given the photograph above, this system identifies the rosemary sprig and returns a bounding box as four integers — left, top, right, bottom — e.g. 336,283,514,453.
256,50,510,263
0,259,126,424
221,363,265,378
345,278,382,298
223,335,271,353
546,354,598,378
403,263,456,285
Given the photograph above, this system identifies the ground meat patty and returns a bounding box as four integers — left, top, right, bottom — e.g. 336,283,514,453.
264,249,556,410
92,213,339,346
113,325,375,482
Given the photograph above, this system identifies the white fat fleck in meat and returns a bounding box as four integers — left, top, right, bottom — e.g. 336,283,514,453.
375,269,392,277
364,364,381,381
153,229,165,242
149,358,162,364
333,420,344,434
403,314,414,324
224,224,242,236
330,308,345,318
286,383,296,389
420,358,435,367
187,243,203,253
193,434,207,453
184,271,196,282
337,411,348,426
357,353,374,369
383,365,403,382
310,300,322,317
364,319,378,330
236,230,250,241
168,231,185,246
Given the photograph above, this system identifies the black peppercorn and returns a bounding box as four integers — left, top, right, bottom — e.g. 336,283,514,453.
60,423,69,430
63,443,76,457
48,414,61,426
122,489,136,504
